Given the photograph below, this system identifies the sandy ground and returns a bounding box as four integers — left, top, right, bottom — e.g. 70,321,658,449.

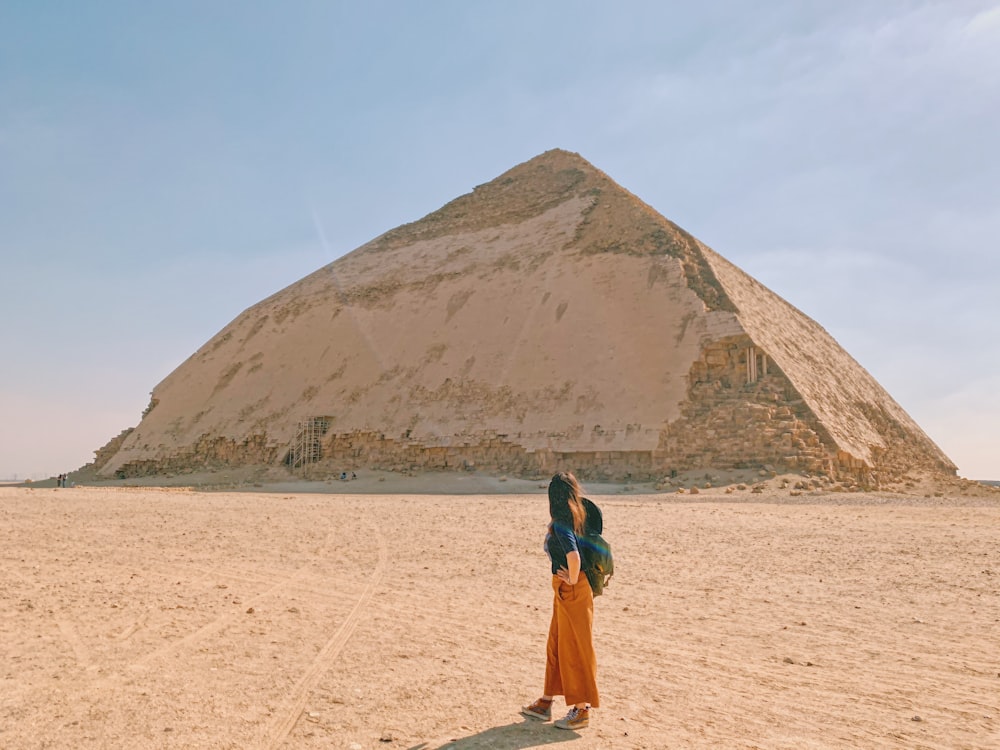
1,482,998,749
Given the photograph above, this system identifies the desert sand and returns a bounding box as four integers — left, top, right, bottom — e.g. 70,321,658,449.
1,480,997,749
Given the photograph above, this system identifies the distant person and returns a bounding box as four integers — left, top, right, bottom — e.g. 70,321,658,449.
521,471,599,730
340,471,347,481
351,472,357,480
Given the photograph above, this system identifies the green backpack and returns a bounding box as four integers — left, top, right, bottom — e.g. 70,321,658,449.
580,498,614,596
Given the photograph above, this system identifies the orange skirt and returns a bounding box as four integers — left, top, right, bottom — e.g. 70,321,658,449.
543,575,599,707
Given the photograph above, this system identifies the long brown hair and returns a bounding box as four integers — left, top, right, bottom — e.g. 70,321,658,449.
548,471,587,536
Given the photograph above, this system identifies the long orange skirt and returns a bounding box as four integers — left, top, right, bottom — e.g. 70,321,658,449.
543,575,600,707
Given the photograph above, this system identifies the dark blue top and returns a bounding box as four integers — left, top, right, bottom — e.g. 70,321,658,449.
544,521,580,575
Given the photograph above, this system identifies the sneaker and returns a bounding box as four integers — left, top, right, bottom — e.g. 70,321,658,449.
520,697,553,720
554,706,589,730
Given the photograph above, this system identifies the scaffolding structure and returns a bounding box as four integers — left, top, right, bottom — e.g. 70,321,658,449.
288,417,330,471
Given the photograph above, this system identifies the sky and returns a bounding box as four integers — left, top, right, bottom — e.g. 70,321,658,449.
1,1,998,481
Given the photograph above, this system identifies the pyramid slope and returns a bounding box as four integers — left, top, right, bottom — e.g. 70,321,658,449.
94,150,955,484
701,245,955,476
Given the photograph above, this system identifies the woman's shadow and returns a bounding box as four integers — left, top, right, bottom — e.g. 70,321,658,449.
407,718,580,749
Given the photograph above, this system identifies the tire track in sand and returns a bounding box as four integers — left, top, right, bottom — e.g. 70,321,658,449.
130,526,346,670
57,618,95,672
262,519,387,749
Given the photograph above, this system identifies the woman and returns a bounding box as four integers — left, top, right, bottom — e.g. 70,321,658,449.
521,471,599,730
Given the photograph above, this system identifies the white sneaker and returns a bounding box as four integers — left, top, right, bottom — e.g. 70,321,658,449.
554,706,589,730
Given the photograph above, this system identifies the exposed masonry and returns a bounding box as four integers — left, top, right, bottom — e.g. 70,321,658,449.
107,336,938,487
656,336,838,478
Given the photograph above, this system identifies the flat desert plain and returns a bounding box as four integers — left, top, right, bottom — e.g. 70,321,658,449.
1,484,997,749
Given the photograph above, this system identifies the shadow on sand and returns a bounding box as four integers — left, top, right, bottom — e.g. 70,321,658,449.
407,719,579,749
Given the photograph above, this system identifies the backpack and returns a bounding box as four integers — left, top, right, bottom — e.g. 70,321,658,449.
579,497,613,596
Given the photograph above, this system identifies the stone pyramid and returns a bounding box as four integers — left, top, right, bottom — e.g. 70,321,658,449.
93,149,955,485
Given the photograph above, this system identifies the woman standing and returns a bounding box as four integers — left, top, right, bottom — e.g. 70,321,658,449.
521,471,599,730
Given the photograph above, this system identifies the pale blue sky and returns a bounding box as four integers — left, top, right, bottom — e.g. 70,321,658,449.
2,1,998,480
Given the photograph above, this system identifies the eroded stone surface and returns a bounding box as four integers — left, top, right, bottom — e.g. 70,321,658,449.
90,150,956,485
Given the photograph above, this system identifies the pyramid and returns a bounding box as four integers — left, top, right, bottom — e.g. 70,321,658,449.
93,149,956,485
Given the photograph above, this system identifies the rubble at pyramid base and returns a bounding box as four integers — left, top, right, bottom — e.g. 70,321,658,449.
90,336,953,490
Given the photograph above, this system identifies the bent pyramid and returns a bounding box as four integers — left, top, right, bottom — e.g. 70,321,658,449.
93,149,956,485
